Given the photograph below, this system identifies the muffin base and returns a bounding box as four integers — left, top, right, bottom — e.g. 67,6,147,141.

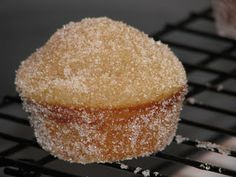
23,87,186,164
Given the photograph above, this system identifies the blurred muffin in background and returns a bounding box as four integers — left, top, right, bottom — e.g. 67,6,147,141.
212,0,236,39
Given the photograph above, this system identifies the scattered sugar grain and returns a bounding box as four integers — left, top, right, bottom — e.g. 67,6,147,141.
120,163,128,169
175,135,189,144
187,97,195,104
142,169,150,177
134,167,142,174
219,168,222,173
216,84,224,91
196,140,231,155
153,171,159,176
200,163,211,171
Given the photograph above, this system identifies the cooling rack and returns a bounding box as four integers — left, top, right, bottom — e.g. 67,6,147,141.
0,7,236,177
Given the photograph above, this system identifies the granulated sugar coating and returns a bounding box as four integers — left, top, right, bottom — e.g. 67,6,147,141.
15,17,186,109
15,17,187,164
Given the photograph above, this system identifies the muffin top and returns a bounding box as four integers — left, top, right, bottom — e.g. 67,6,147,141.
15,17,187,109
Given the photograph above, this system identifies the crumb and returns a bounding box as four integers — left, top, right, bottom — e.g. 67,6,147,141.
134,167,142,174
216,84,224,91
200,163,211,171
196,140,230,155
175,135,189,144
153,171,159,176
142,169,150,177
119,163,128,169
187,97,195,104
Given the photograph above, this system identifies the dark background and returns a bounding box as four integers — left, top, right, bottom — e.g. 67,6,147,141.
1,0,209,97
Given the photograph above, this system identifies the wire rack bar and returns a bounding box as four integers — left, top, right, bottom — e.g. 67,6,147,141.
0,112,29,126
0,96,21,107
184,62,236,79
151,8,212,37
186,102,236,117
155,152,236,176
188,81,236,97
199,14,214,22
162,40,236,61
36,155,56,165
210,68,236,86
0,157,83,177
0,132,38,147
172,25,236,44
180,118,236,136
0,144,29,157
103,163,167,177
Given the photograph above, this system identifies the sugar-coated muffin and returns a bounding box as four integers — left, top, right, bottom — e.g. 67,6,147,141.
15,17,187,164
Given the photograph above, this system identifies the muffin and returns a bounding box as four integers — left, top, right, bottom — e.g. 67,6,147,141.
15,17,187,164
212,0,236,39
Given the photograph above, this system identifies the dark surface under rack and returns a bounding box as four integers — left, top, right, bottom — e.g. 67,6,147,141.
1,7,236,177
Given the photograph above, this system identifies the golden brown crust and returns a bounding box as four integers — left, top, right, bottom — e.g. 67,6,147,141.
15,17,187,109
25,87,186,164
